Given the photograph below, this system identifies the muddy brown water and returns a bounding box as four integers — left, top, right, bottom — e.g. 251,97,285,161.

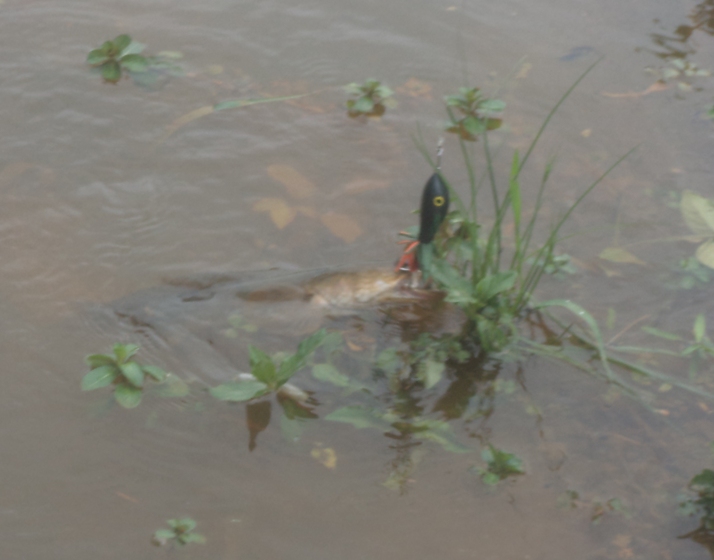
1,0,714,558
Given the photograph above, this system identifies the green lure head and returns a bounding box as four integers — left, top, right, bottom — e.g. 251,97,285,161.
418,172,449,245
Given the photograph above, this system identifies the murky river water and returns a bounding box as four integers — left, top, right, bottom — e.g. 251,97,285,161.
2,0,714,558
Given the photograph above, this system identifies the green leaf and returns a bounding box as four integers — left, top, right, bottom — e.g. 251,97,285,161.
97,40,114,55
120,361,145,388
85,353,115,368
374,85,394,99
142,364,167,382
112,34,132,53
87,49,110,66
249,346,277,385
114,384,143,408
691,469,714,489
694,314,707,342
351,96,374,114
462,116,487,136
312,363,351,387
478,98,506,113
681,190,714,237
430,259,474,305
209,380,268,402
276,329,327,385
474,270,517,302
120,53,148,73
119,40,145,57
113,343,139,364
81,365,118,391
176,518,197,531
417,359,444,389
696,239,714,269
641,326,682,341
180,533,205,544
375,347,403,374
101,61,122,83
325,406,396,431
509,151,522,236
154,529,175,540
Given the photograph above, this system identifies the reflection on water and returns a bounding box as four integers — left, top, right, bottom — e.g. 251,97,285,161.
650,0,714,58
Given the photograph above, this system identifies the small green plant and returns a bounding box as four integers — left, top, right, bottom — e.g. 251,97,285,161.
87,35,149,83
344,79,395,116
153,517,205,547
472,444,524,485
415,62,635,354
87,35,183,86
81,343,167,408
678,469,714,532
444,87,504,140
210,329,327,402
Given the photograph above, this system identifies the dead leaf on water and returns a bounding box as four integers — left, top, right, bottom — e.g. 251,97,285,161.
599,247,646,265
320,212,363,243
311,446,337,469
601,81,669,98
267,164,317,199
253,197,297,229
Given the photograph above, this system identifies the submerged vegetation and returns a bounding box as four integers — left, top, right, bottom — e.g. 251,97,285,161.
152,518,205,547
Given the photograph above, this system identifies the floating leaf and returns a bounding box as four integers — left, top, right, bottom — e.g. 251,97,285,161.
142,364,167,382
598,247,646,265
681,190,714,237
81,365,118,391
112,34,131,54
253,197,297,229
266,164,317,199
320,212,363,243
114,384,143,408
87,49,110,66
85,353,115,368
696,239,714,269
209,380,268,402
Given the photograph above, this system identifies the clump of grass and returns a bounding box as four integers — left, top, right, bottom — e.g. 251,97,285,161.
416,60,635,353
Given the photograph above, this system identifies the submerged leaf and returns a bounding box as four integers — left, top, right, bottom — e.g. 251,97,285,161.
253,197,297,229
598,247,646,265
326,406,395,431
101,61,122,83
320,212,363,243
266,164,317,199
681,190,714,237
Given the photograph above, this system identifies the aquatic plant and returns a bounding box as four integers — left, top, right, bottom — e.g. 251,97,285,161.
680,190,714,269
472,444,524,485
153,517,205,547
344,79,395,116
414,61,635,355
444,86,505,140
81,343,167,408
210,329,327,402
87,34,183,86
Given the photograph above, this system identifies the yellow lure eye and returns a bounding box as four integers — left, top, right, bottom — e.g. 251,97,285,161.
433,196,445,207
